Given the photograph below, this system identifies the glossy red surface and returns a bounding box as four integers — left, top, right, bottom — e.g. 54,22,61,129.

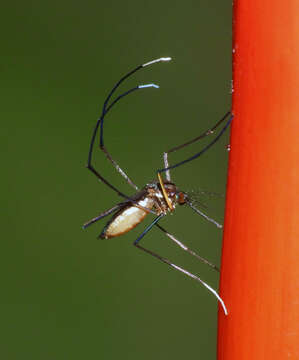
218,1,299,358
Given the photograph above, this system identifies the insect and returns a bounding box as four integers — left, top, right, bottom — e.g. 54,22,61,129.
83,57,232,315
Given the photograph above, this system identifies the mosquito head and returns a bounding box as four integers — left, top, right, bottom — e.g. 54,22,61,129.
176,191,189,205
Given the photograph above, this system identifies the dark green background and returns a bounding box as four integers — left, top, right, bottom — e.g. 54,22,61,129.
2,1,232,359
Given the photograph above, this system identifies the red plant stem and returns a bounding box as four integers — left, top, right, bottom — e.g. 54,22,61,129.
217,0,299,359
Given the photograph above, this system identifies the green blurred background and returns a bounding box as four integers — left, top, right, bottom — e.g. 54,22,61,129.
2,1,232,359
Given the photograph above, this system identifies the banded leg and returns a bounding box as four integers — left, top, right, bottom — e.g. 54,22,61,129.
134,215,228,315
161,111,232,181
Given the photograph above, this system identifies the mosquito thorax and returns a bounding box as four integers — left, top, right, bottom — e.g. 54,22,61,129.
144,181,187,214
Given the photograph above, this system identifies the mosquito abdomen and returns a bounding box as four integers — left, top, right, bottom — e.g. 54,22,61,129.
101,197,155,239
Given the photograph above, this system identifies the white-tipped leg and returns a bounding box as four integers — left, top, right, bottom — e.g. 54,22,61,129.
163,152,171,181
138,83,160,89
142,57,172,67
135,219,228,316
171,263,228,315
137,241,228,315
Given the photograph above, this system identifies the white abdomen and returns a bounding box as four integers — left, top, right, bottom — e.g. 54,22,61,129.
103,197,155,238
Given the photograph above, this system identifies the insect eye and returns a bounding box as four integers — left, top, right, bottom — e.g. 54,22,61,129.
176,192,187,204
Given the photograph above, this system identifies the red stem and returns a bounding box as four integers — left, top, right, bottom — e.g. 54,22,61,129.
218,0,299,358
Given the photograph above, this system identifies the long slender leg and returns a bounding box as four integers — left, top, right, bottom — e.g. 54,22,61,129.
98,88,146,191
99,88,142,191
86,165,156,216
161,112,233,178
186,201,223,229
99,84,160,191
87,58,171,193
155,224,220,272
87,87,153,194
86,163,128,198
134,215,228,315
83,202,129,229
100,146,139,190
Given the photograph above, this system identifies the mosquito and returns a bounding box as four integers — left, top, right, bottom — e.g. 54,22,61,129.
83,57,232,315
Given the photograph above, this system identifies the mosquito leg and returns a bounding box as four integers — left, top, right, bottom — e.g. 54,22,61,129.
163,152,171,182
87,58,171,197
100,145,139,190
98,89,143,191
134,215,228,315
83,201,129,229
86,165,156,215
86,160,135,199
87,163,128,198
186,201,223,229
87,87,143,196
159,112,232,175
86,86,159,208
92,58,171,191
155,224,220,272
98,84,161,190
